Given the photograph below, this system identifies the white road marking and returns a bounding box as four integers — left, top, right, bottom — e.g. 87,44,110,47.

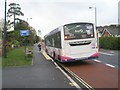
93,59,101,62
99,52,114,56
93,59,115,68
106,64,115,68
110,51,114,54
51,59,81,89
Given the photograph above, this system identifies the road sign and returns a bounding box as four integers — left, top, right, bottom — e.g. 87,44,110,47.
20,30,29,36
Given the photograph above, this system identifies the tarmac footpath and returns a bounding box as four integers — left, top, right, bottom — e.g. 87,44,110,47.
2,44,79,89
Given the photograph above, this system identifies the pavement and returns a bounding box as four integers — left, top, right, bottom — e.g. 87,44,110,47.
2,45,77,88
99,48,119,54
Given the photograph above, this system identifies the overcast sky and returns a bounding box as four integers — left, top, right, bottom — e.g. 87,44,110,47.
0,0,119,38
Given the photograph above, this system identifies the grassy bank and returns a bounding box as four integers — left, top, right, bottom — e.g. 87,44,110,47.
2,47,33,67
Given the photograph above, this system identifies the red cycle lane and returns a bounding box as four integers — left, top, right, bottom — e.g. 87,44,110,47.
63,60,119,88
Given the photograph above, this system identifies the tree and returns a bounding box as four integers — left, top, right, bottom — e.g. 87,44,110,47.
0,18,9,31
15,20,29,30
7,3,24,30
27,27,37,45
0,18,4,32
7,20,37,46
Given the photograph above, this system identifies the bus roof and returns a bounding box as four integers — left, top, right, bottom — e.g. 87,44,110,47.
63,22,93,26
44,27,61,38
44,22,94,38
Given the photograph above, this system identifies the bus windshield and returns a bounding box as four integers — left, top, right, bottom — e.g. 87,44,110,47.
64,23,94,40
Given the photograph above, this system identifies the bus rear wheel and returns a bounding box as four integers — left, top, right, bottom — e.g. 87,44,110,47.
53,52,57,62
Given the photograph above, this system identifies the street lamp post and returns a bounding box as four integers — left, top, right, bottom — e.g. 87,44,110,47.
89,7,97,26
89,7,99,50
3,0,7,58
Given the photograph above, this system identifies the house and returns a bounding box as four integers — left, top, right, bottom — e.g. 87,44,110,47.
97,25,120,37
96,26,104,37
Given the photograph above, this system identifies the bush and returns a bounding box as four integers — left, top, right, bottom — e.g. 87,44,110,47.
99,37,120,50
2,41,13,56
11,40,20,47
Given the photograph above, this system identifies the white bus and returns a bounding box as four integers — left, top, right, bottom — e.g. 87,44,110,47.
44,22,98,62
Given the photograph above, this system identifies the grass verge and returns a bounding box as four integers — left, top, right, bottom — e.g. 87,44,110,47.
2,47,33,67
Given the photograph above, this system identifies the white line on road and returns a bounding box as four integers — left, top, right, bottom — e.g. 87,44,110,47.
51,59,81,89
93,59,101,62
106,64,115,68
93,59,115,68
99,52,114,56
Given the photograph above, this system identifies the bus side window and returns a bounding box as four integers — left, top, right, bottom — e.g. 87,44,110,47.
52,38,55,47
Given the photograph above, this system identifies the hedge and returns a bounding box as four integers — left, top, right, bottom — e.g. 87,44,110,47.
99,37,120,50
